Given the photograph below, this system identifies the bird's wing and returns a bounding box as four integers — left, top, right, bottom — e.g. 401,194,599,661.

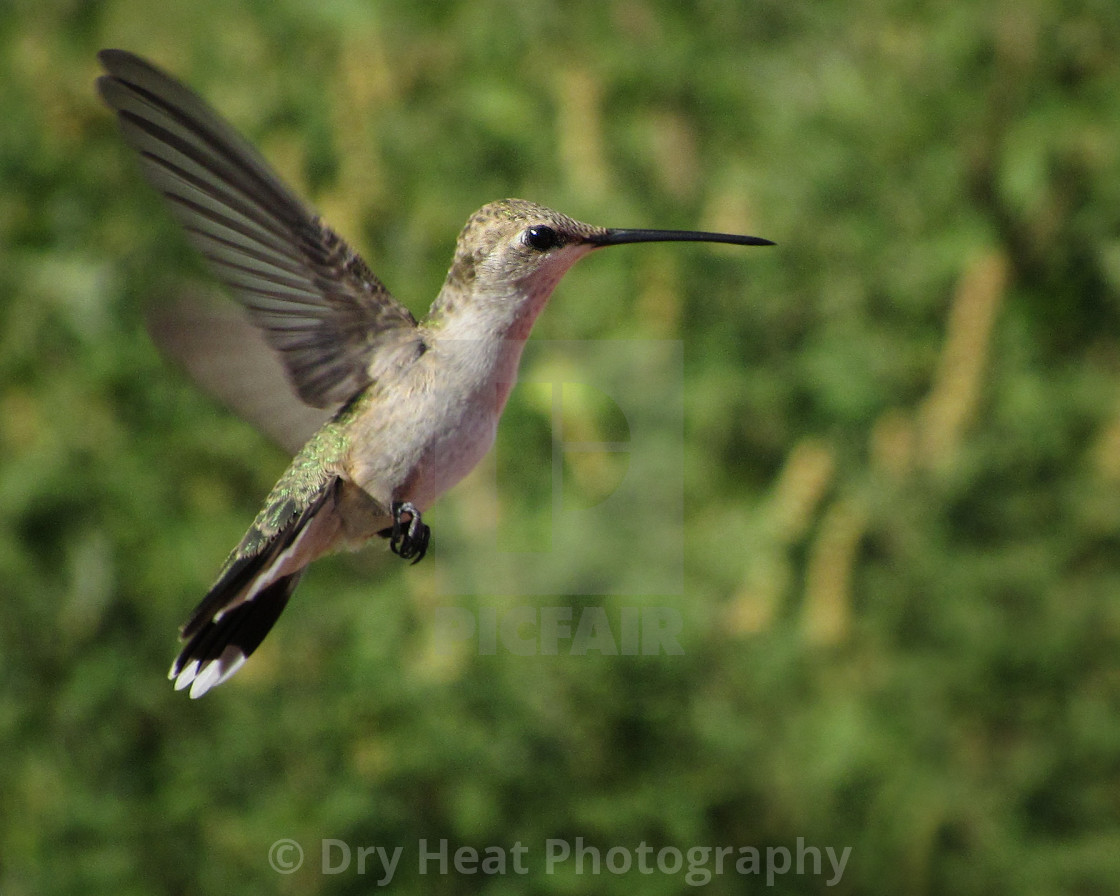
146,296,334,454
97,49,419,409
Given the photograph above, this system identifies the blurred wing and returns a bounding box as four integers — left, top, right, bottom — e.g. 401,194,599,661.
147,296,334,454
97,49,418,408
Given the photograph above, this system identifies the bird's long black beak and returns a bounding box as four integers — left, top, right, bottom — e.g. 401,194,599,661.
589,229,775,248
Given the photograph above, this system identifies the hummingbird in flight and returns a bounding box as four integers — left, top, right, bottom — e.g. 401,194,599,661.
96,49,773,697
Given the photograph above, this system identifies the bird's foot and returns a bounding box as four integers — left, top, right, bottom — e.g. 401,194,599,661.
380,501,430,564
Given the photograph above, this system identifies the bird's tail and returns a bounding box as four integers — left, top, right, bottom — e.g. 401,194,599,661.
169,476,339,698
169,573,303,698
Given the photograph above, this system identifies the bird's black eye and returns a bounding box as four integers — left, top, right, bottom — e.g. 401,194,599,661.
523,225,562,252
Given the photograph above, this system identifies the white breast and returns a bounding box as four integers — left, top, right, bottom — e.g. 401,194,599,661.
345,332,528,512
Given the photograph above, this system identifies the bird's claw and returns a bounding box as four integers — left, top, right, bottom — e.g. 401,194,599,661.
382,501,430,564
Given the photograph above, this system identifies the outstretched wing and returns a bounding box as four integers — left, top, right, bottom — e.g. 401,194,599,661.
97,49,418,408
146,296,334,453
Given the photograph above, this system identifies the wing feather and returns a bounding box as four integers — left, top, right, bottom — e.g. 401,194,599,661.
97,49,419,408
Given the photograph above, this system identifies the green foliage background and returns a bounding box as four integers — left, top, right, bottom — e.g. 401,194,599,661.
3,1,1120,893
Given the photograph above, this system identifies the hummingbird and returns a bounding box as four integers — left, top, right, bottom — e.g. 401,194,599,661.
96,49,773,698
